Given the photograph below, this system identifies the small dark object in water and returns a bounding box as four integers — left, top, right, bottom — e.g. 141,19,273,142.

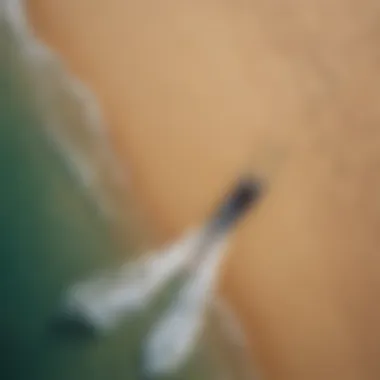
50,308,98,341
212,177,263,231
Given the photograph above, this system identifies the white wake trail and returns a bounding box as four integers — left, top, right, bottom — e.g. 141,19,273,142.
141,232,228,378
60,226,208,332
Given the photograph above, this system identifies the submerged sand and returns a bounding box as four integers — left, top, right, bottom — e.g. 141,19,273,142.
17,1,380,379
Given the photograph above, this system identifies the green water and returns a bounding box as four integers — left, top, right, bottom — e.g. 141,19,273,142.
0,27,237,380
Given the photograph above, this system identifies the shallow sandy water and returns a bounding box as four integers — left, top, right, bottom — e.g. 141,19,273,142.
21,1,380,379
